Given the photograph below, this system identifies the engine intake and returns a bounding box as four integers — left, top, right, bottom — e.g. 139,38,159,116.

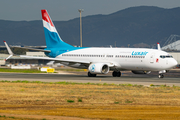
88,63,109,74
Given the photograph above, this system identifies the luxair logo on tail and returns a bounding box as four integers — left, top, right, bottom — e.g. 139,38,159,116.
41,9,73,49
42,10,56,33
131,51,148,56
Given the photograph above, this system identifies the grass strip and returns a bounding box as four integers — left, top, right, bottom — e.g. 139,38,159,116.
1,80,179,88
2,80,179,88
0,80,147,87
1,81,180,120
0,68,47,73
0,115,39,120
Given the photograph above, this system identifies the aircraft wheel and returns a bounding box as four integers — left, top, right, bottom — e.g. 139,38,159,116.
92,74,96,77
158,74,164,78
112,71,121,77
88,72,96,77
117,71,121,77
112,71,117,77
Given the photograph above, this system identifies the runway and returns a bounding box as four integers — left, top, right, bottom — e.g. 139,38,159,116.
0,70,180,86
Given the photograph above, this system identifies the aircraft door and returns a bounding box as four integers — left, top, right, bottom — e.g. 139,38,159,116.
104,54,108,60
150,54,154,63
102,54,106,60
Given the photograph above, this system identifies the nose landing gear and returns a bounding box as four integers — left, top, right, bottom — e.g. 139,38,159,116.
158,74,164,78
158,70,166,78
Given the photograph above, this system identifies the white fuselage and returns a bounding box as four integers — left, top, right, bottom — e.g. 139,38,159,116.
56,47,178,71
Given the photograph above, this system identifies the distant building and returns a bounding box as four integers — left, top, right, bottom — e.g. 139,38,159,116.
162,40,180,51
0,52,48,66
26,52,47,57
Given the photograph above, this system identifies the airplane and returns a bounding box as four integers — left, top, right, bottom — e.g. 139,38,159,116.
4,9,178,78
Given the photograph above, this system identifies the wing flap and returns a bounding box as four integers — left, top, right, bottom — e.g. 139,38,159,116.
20,55,90,64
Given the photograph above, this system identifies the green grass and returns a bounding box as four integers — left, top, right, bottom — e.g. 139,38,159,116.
125,100,133,103
0,80,144,87
0,115,6,117
0,80,179,89
0,114,40,120
67,100,74,103
0,68,83,73
78,98,83,102
114,101,119,104
0,68,46,73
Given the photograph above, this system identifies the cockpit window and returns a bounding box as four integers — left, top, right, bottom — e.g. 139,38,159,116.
160,55,173,58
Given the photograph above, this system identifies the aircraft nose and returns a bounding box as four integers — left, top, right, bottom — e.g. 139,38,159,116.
171,59,178,68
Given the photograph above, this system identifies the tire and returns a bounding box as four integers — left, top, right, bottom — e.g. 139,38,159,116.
88,72,96,77
112,71,121,77
92,74,97,77
117,71,121,77
112,71,117,77
158,74,164,78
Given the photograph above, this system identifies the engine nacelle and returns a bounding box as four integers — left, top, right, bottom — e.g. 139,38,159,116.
132,70,151,74
88,63,109,74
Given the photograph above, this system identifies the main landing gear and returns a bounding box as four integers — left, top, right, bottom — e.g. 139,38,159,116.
88,72,96,77
112,71,121,77
88,71,122,77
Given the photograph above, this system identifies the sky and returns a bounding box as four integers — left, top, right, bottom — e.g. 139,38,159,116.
0,0,180,21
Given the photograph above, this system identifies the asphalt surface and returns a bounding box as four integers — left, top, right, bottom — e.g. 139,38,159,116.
0,70,180,86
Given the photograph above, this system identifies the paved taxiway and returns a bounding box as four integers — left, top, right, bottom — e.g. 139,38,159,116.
0,70,180,86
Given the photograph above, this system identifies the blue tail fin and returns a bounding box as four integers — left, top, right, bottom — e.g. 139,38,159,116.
41,9,73,49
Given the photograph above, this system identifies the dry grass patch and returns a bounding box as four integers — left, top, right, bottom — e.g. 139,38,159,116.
0,81,180,119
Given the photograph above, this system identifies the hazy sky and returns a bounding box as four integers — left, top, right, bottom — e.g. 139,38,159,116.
0,0,180,21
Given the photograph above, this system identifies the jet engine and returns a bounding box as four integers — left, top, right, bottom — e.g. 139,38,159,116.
88,63,109,74
132,70,151,74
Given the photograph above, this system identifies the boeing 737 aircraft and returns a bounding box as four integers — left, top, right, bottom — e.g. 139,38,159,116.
4,9,178,78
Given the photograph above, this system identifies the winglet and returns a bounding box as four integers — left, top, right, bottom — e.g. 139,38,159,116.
157,42,161,50
3,41,14,60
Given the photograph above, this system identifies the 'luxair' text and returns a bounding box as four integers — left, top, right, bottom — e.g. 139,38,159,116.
131,51,148,56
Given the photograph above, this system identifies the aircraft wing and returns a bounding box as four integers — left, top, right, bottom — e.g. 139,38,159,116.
20,55,116,68
20,55,90,64
12,46,51,53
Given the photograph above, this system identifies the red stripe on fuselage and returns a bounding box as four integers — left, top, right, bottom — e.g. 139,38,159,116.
41,9,54,27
